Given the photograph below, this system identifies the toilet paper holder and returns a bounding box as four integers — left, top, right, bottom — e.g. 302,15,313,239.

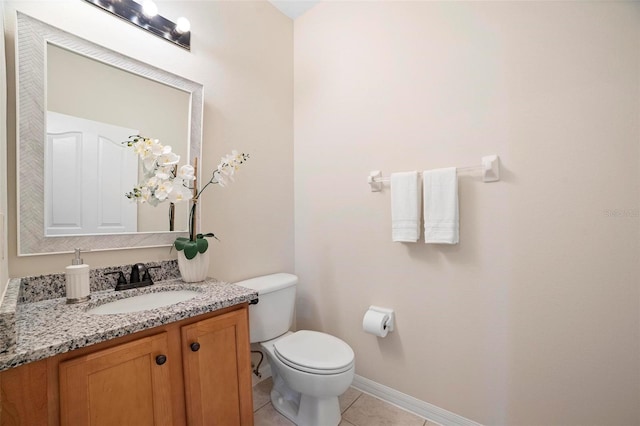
368,305,395,332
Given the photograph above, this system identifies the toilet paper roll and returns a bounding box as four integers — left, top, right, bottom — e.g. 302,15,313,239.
362,309,389,337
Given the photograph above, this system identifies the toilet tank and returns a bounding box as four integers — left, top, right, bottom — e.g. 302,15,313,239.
234,273,297,343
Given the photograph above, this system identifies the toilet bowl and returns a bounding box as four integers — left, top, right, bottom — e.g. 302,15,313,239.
235,273,355,426
261,331,354,426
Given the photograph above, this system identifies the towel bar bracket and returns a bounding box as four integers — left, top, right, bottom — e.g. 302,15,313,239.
368,170,383,192
482,155,500,182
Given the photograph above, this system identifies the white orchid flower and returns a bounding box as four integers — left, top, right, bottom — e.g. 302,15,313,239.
145,176,159,188
217,160,234,178
143,155,157,171
155,166,174,180
155,180,173,201
157,152,180,166
150,141,166,157
133,142,147,157
168,184,193,203
219,162,236,183
178,164,195,181
140,187,152,203
216,173,227,187
143,138,159,148
230,150,243,167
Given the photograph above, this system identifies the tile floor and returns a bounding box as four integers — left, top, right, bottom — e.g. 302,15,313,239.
253,377,437,426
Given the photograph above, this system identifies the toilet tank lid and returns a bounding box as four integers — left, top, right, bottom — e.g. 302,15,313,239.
234,273,298,295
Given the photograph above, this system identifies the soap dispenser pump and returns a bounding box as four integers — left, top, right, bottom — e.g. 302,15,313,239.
66,248,90,304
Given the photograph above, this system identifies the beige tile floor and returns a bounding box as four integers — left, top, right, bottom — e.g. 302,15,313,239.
253,377,437,426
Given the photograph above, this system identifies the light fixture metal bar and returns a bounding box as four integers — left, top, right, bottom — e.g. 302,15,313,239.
83,0,191,51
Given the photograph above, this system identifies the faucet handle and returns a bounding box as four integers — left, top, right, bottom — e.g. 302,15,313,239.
130,263,147,283
143,266,161,284
106,271,127,290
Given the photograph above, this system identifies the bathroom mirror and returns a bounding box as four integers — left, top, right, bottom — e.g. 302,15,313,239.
16,12,203,255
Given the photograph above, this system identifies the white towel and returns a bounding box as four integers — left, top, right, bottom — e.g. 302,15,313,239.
423,167,459,244
390,171,421,242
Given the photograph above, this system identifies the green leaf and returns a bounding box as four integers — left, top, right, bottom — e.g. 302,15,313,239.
196,237,209,254
183,241,199,259
197,232,218,240
174,237,191,251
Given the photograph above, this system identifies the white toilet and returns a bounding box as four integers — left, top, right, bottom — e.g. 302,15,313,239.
236,273,355,426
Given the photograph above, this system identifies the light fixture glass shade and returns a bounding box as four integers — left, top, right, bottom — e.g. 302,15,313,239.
176,17,191,34
142,0,158,17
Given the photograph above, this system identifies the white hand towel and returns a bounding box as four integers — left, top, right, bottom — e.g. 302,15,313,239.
423,167,459,244
391,171,421,242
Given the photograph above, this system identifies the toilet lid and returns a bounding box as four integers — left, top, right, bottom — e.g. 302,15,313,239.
273,330,354,375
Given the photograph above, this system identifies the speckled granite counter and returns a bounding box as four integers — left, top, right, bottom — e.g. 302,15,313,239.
0,274,257,372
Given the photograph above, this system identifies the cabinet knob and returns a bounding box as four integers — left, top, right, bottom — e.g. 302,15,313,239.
155,354,167,365
190,342,200,352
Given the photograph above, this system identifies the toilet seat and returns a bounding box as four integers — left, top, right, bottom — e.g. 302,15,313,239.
273,330,354,375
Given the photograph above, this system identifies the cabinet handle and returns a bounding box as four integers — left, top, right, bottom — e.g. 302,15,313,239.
155,354,167,365
190,342,200,352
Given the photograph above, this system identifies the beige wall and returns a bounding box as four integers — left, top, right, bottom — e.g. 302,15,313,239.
294,2,639,425
5,0,294,281
0,2,8,295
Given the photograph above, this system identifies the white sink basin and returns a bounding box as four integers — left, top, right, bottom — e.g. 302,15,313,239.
87,290,200,315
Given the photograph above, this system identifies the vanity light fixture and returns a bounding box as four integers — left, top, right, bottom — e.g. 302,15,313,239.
83,0,191,51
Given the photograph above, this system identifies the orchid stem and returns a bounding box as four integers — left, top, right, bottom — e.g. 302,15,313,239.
193,170,220,201
190,158,198,241
189,202,197,241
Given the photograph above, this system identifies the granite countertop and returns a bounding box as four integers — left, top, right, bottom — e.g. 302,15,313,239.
0,276,258,372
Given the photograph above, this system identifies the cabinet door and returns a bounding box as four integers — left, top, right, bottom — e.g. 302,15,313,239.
58,332,173,426
181,308,253,426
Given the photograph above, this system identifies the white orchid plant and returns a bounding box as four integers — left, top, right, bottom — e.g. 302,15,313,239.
124,135,249,260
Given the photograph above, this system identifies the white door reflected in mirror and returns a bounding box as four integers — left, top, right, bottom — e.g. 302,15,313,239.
46,112,138,236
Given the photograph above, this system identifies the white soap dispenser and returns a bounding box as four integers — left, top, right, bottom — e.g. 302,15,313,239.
66,248,90,303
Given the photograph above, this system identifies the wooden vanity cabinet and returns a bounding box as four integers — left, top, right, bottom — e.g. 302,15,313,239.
58,333,174,426
0,304,254,426
182,308,253,426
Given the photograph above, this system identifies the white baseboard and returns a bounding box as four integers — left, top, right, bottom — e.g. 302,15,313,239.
352,375,482,426
250,358,480,426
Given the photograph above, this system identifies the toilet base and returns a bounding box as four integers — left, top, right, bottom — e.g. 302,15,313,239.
298,394,341,426
270,385,341,426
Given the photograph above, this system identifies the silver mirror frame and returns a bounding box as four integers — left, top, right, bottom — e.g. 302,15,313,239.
16,12,203,255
